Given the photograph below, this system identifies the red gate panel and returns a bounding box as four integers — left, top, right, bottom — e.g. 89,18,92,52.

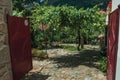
7,15,33,80
107,9,119,80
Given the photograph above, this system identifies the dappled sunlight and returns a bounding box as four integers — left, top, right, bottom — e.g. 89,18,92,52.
23,72,50,80
23,46,106,80
49,49,101,68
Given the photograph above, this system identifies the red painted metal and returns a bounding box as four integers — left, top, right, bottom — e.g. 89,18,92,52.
7,15,33,80
107,9,119,80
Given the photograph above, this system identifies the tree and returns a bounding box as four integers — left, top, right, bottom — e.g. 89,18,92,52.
13,5,105,50
12,0,42,11
48,0,111,10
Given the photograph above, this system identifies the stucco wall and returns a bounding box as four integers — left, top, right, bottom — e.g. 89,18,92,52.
112,0,120,11
0,0,13,80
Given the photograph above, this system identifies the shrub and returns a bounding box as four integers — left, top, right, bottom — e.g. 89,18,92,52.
97,57,107,73
32,48,48,58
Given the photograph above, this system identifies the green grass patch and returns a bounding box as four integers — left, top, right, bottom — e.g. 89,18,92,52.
32,48,48,58
61,45,77,51
97,56,107,73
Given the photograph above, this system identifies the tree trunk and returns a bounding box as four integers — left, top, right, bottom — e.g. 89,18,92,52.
50,32,53,47
77,29,81,51
81,35,84,49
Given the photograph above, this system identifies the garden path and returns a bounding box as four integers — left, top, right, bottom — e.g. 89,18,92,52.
23,45,106,80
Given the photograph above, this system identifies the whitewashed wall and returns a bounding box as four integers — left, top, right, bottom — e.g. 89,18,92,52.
112,0,120,11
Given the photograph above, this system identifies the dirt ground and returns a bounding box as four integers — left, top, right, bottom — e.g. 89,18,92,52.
23,45,106,80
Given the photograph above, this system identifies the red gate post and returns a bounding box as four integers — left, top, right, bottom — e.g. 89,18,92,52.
107,8,119,80
115,5,120,80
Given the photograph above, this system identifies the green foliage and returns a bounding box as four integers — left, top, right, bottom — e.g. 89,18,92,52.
32,48,48,58
13,10,23,17
12,0,111,11
13,8,32,17
97,57,107,73
61,46,77,51
12,0,42,11
30,5,106,49
84,6,106,44
48,0,111,10
13,4,106,49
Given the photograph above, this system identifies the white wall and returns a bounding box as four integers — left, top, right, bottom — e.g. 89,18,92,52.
112,0,120,11
115,11,120,80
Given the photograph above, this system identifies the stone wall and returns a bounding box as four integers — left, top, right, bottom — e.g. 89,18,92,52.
0,0,13,80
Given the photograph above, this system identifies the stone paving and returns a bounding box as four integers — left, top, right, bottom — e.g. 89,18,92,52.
23,47,106,80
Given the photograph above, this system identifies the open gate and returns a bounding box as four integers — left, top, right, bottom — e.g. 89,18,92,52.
107,9,119,80
7,15,33,80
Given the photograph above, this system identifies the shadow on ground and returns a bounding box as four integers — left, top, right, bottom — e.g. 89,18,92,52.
50,49,102,69
23,72,50,80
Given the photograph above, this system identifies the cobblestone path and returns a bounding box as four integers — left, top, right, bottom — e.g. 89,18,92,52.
23,46,106,80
